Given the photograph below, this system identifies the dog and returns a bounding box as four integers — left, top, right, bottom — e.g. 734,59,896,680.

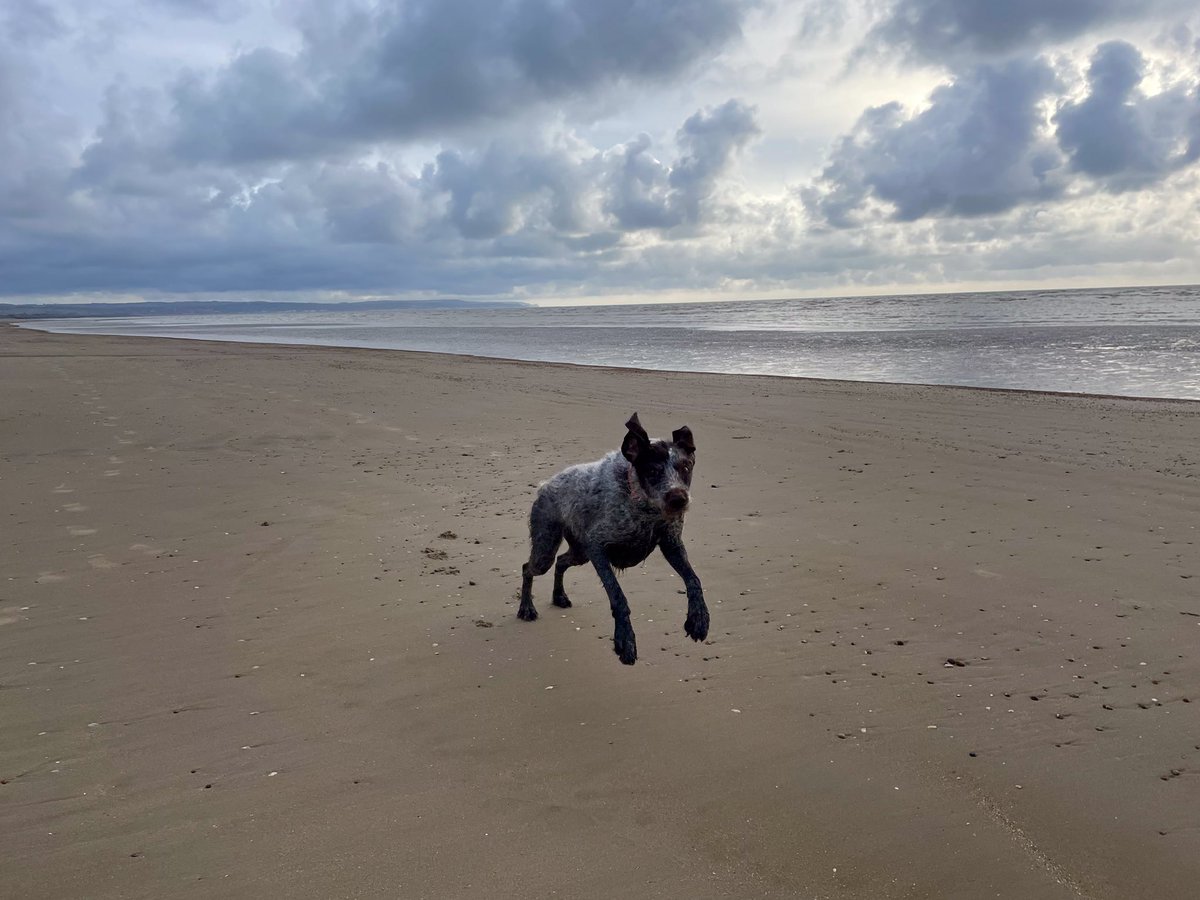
517,412,709,665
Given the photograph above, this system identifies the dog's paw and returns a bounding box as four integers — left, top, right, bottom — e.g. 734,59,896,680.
684,605,709,642
613,628,638,665
516,604,538,622
551,592,572,609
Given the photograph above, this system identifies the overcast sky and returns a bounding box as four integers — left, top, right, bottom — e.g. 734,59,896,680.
3,0,1199,305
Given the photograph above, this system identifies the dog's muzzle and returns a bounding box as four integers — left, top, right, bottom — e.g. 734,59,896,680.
663,488,690,514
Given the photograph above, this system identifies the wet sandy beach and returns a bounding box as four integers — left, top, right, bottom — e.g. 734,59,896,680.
2,325,1199,899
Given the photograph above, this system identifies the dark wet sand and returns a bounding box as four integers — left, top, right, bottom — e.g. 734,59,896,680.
2,325,1199,899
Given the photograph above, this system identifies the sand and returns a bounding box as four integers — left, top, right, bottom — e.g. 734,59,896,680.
2,324,1199,899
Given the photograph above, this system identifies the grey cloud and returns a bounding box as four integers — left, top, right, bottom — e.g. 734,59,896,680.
603,134,678,230
805,58,1063,225
3,1,66,44
312,163,424,245
404,99,758,243
168,0,751,163
857,0,1183,64
1054,40,1199,190
669,99,760,221
75,85,175,194
794,0,851,44
606,99,759,230
425,141,594,241
0,23,85,233
150,0,248,20
171,48,340,164
1,94,756,297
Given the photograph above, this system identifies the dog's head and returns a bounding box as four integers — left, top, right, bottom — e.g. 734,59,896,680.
620,412,696,517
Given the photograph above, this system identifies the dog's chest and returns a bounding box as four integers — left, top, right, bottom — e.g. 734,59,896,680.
603,519,660,570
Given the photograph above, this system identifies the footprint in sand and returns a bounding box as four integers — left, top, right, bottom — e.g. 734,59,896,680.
63,503,88,513
68,527,98,536
129,543,164,556
87,554,118,569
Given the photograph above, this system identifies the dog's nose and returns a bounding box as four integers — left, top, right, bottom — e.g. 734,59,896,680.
664,488,689,512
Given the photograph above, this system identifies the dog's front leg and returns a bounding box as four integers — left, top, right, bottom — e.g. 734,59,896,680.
586,545,638,665
659,535,709,642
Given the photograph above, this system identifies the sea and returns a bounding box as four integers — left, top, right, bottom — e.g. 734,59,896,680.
23,285,1200,400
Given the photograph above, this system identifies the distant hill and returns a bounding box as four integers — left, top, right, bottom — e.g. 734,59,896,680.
0,298,527,320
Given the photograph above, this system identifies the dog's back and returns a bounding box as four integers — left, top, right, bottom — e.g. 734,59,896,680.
535,451,643,548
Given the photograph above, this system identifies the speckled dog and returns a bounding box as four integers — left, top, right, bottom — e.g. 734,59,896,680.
517,412,708,665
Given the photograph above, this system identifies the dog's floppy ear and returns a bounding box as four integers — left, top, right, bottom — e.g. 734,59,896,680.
622,412,650,463
672,426,695,453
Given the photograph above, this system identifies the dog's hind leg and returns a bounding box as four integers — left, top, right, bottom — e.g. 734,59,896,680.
518,496,562,622
551,541,588,608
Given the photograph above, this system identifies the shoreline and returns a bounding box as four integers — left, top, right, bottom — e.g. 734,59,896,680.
3,326,1199,899
11,320,1199,406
